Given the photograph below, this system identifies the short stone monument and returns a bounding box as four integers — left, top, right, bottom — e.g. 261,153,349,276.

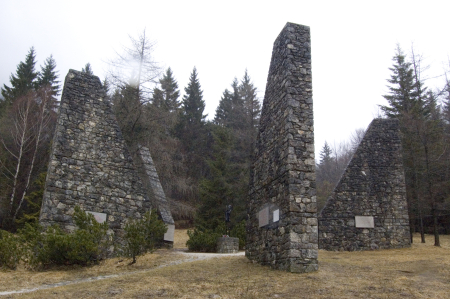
246,22,318,273
319,118,411,251
217,237,239,253
39,70,174,245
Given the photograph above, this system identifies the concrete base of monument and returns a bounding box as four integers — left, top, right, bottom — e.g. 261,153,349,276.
217,237,239,253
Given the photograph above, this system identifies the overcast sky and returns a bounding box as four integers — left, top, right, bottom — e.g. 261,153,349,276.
1,0,449,159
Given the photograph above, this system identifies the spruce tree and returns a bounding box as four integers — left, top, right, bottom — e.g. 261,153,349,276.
37,55,60,96
1,47,39,105
196,126,233,231
214,89,233,126
151,87,165,109
380,45,416,117
180,67,206,127
239,69,260,137
175,67,208,181
81,63,94,75
102,78,110,97
159,67,180,112
37,55,60,110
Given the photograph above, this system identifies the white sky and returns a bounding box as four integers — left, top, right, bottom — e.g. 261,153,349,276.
1,0,449,159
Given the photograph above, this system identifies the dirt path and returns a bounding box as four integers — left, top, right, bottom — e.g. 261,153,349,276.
0,250,244,296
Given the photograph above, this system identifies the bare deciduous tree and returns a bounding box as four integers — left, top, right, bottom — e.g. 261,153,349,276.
0,86,54,225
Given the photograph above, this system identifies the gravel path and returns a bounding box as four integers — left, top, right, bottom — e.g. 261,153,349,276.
0,250,244,296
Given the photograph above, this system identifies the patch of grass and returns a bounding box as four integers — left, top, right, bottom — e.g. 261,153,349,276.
1,232,450,298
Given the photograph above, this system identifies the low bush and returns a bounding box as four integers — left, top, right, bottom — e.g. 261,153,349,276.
0,229,22,269
187,220,246,252
230,220,246,250
121,210,167,264
19,206,110,268
186,228,222,252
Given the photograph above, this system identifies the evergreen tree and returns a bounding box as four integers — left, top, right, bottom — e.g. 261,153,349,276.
214,89,233,126
380,45,416,117
151,87,165,109
196,126,246,230
81,63,94,75
1,47,39,106
239,69,260,136
102,78,110,97
196,126,233,231
159,67,180,112
179,67,206,127
37,55,60,110
37,55,60,96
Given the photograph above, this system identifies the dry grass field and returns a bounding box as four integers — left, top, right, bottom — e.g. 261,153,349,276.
1,231,449,298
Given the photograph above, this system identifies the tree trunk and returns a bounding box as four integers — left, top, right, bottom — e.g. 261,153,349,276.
432,205,440,246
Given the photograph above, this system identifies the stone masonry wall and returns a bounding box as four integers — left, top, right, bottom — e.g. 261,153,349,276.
134,145,175,243
246,22,318,273
319,118,411,251
39,70,152,243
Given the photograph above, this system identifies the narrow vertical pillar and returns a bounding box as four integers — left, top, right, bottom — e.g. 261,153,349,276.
246,22,318,273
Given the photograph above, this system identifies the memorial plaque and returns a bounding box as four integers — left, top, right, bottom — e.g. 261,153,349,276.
355,216,374,228
258,207,269,227
273,209,280,222
164,224,175,242
87,211,107,224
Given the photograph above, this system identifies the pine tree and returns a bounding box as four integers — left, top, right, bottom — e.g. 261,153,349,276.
1,47,39,105
180,67,206,127
380,45,416,117
81,63,94,75
240,69,260,136
37,55,60,96
151,87,165,109
102,78,110,97
214,89,233,126
159,67,180,112
175,67,209,182
37,55,60,110
196,126,233,231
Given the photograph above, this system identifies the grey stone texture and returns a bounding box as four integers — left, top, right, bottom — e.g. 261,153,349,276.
39,70,173,244
133,145,175,243
217,237,239,253
246,22,318,273
319,118,411,251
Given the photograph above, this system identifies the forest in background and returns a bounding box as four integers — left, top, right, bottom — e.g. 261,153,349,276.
1,31,450,245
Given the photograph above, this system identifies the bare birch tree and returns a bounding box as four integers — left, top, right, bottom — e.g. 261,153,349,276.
0,86,54,226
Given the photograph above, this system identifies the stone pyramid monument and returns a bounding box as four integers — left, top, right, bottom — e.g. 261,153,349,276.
39,70,174,244
319,118,411,251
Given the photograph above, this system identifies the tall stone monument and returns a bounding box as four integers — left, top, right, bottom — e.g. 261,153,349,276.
319,118,411,251
39,70,174,244
246,22,318,273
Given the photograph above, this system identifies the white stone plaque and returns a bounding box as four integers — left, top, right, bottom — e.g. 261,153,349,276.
355,216,374,228
87,211,107,224
164,224,175,242
273,209,280,222
258,207,269,227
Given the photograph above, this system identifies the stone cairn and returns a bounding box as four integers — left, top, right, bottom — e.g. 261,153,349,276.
319,118,411,251
39,70,174,245
246,22,318,273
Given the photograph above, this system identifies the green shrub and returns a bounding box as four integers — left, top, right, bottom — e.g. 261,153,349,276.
186,227,222,252
19,206,110,268
0,230,22,269
187,220,246,252
230,220,246,250
121,210,167,264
